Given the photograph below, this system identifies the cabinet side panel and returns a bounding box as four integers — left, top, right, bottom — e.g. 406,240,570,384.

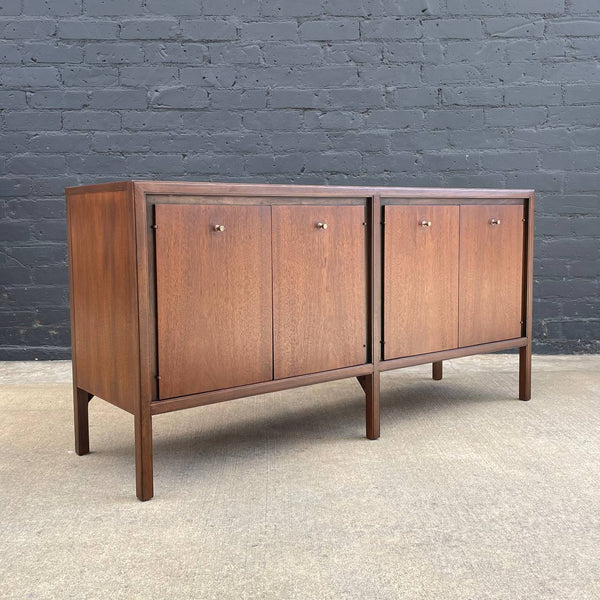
67,189,139,413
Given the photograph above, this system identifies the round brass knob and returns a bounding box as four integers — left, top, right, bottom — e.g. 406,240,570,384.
214,224,225,232
420,220,432,227
316,222,328,230
490,218,501,226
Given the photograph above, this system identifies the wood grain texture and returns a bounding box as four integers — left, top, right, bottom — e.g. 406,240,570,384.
155,204,273,398
272,204,367,379
66,188,139,413
459,205,525,347
383,205,459,359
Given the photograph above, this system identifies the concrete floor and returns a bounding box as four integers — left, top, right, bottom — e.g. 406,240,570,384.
1,355,599,599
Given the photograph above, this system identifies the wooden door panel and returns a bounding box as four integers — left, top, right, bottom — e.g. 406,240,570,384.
273,205,367,379
383,205,459,359
155,204,272,398
459,204,525,347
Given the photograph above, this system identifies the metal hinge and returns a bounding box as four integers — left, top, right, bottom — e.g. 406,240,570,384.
151,224,158,230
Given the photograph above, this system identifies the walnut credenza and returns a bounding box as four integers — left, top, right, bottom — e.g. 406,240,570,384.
66,181,534,501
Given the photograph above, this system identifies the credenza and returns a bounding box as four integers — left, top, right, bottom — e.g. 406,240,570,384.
66,181,534,501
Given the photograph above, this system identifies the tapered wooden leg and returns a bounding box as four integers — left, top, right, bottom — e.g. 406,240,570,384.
432,361,443,381
365,372,380,440
135,411,153,501
74,387,92,455
356,375,367,393
519,345,532,401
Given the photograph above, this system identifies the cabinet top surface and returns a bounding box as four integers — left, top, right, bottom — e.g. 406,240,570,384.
65,180,534,199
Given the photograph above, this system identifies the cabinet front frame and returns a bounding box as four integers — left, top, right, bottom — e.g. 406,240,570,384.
379,195,533,372
141,193,374,408
132,186,533,415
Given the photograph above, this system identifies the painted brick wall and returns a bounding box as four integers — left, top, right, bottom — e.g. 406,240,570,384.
1,0,599,358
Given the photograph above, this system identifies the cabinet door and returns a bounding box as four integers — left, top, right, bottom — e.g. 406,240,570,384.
383,205,459,359
272,205,367,379
459,204,525,347
155,204,272,398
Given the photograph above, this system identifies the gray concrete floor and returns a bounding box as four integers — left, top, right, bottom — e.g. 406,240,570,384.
1,355,599,599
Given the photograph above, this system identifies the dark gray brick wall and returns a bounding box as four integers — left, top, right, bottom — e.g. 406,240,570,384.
1,0,599,358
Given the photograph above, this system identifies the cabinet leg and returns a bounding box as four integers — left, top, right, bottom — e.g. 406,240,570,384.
135,411,154,501
74,387,92,456
519,345,532,401
432,361,443,381
364,372,380,440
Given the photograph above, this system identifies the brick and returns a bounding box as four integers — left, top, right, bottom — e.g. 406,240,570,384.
180,67,236,87
119,66,177,86
481,151,538,171
61,66,119,86
568,39,600,60
85,42,143,64
504,85,562,106
29,90,88,109
421,152,479,171
86,0,143,16
183,110,243,130
305,151,362,172
262,0,321,16
548,19,600,36
0,42,21,62
422,64,481,84
120,19,179,39
358,64,420,85
269,89,328,109
0,67,60,87
446,0,505,15
241,21,297,41
327,42,382,63
5,112,62,130
0,0,21,15
328,88,385,109
204,0,260,15
23,0,82,16
486,107,547,127
263,43,323,65
63,111,121,130
67,154,126,173
0,91,27,108
208,90,267,109
569,0,600,13
146,0,202,14
423,18,483,39
486,17,544,38
211,44,261,64
548,106,600,126
122,111,182,130
298,66,359,87
0,222,30,241
143,43,208,63
181,19,237,41
0,18,56,38
564,84,600,104
299,20,359,41
149,86,209,108
393,87,439,107
424,109,484,129
57,20,119,39
22,43,84,63
91,89,147,109
544,61,600,82
361,19,422,40
243,110,302,131
384,42,424,63
443,87,501,106
366,109,424,129
504,0,564,13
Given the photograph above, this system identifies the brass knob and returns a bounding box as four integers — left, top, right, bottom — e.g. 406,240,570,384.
420,220,432,227
490,218,501,226
316,222,328,230
214,224,225,232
